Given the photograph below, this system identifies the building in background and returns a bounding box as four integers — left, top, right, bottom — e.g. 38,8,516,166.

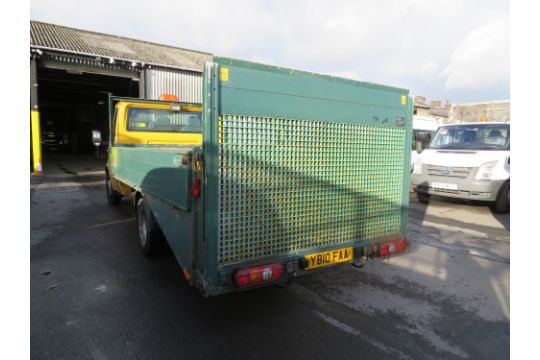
30,20,212,175
413,96,450,124
448,100,510,123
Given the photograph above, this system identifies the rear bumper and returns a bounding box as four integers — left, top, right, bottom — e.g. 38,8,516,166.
412,173,505,202
203,236,407,296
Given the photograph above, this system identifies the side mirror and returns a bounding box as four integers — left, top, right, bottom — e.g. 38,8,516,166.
415,141,423,153
92,130,102,147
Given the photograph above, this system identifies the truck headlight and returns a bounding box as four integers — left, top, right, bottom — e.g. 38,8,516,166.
475,161,497,180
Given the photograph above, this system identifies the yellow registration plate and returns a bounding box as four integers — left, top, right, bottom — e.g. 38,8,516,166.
304,247,353,270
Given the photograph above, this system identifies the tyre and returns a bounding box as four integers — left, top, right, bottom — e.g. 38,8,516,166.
417,192,430,204
136,197,163,256
105,175,122,205
492,181,510,214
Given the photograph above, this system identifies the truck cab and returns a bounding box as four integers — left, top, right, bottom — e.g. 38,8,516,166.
411,122,510,213
104,95,202,202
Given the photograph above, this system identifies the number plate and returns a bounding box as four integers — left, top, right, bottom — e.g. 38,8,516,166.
304,247,353,270
432,182,458,190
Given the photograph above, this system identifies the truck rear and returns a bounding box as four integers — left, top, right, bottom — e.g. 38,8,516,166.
106,57,413,296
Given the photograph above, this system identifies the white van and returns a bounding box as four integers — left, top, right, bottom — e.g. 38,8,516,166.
411,116,439,171
411,122,510,213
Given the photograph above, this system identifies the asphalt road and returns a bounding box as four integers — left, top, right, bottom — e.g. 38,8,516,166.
31,159,509,360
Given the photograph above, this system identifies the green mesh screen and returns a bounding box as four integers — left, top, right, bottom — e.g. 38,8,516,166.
217,114,406,266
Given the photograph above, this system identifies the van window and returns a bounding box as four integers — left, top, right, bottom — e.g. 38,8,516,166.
412,130,435,150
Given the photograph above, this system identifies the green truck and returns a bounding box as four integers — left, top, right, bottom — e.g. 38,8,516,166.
102,57,413,296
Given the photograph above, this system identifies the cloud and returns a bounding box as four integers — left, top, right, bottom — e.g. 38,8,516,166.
419,62,440,82
440,18,509,90
30,0,509,101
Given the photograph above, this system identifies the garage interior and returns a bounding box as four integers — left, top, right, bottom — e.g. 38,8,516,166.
39,69,138,153
37,67,138,171
30,52,143,176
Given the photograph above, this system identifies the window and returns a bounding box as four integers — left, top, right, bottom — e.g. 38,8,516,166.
412,130,435,150
430,124,509,150
126,107,202,133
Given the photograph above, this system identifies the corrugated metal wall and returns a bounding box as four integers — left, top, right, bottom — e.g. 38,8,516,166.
145,68,202,103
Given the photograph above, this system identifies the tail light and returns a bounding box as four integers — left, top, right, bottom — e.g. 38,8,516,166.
375,239,408,256
234,263,283,288
192,179,201,197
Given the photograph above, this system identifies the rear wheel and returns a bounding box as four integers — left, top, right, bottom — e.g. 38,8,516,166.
492,181,510,213
105,174,122,205
136,197,163,256
417,192,430,204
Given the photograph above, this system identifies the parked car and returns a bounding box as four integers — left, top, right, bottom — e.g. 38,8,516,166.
41,121,70,152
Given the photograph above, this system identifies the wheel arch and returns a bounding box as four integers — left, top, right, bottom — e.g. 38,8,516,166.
134,190,143,212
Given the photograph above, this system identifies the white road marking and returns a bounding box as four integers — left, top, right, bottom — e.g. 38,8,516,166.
94,285,107,293
88,218,135,229
31,180,103,189
313,309,413,360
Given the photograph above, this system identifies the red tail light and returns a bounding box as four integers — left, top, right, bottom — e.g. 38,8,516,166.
192,179,201,197
234,263,283,288
376,239,408,256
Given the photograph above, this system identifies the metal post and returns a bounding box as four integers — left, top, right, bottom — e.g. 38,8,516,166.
30,55,43,176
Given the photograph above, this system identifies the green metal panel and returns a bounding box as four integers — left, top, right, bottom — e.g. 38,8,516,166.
203,58,412,280
110,146,194,211
217,115,406,265
145,193,195,272
216,57,407,127
110,145,197,274
202,63,220,292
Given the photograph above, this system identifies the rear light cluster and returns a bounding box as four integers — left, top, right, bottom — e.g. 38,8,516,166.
375,238,408,256
191,179,201,197
234,263,283,288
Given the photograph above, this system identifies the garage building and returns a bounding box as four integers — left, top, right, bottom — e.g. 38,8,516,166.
30,20,212,175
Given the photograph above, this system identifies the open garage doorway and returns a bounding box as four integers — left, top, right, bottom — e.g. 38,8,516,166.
36,68,139,176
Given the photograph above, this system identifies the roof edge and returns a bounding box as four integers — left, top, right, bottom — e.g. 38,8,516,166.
30,20,213,57
31,45,204,74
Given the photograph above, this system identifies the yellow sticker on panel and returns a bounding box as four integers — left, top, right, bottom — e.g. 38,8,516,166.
220,67,229,81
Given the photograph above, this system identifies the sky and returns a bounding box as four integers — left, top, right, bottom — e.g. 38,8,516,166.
30,0,509,103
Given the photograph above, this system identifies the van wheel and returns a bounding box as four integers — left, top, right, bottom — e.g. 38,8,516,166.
492,181,510,214
105,176,122,205
136,197,162,256
417,192,430,204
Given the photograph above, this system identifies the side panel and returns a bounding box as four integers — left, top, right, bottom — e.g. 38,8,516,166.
144,193,195,274
109,145,196,273
110,146,193,210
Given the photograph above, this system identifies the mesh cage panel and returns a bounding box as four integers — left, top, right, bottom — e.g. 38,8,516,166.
217,115,406,266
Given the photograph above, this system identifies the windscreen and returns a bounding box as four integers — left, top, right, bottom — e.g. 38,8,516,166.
127,107,202,133
429,123,509,150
